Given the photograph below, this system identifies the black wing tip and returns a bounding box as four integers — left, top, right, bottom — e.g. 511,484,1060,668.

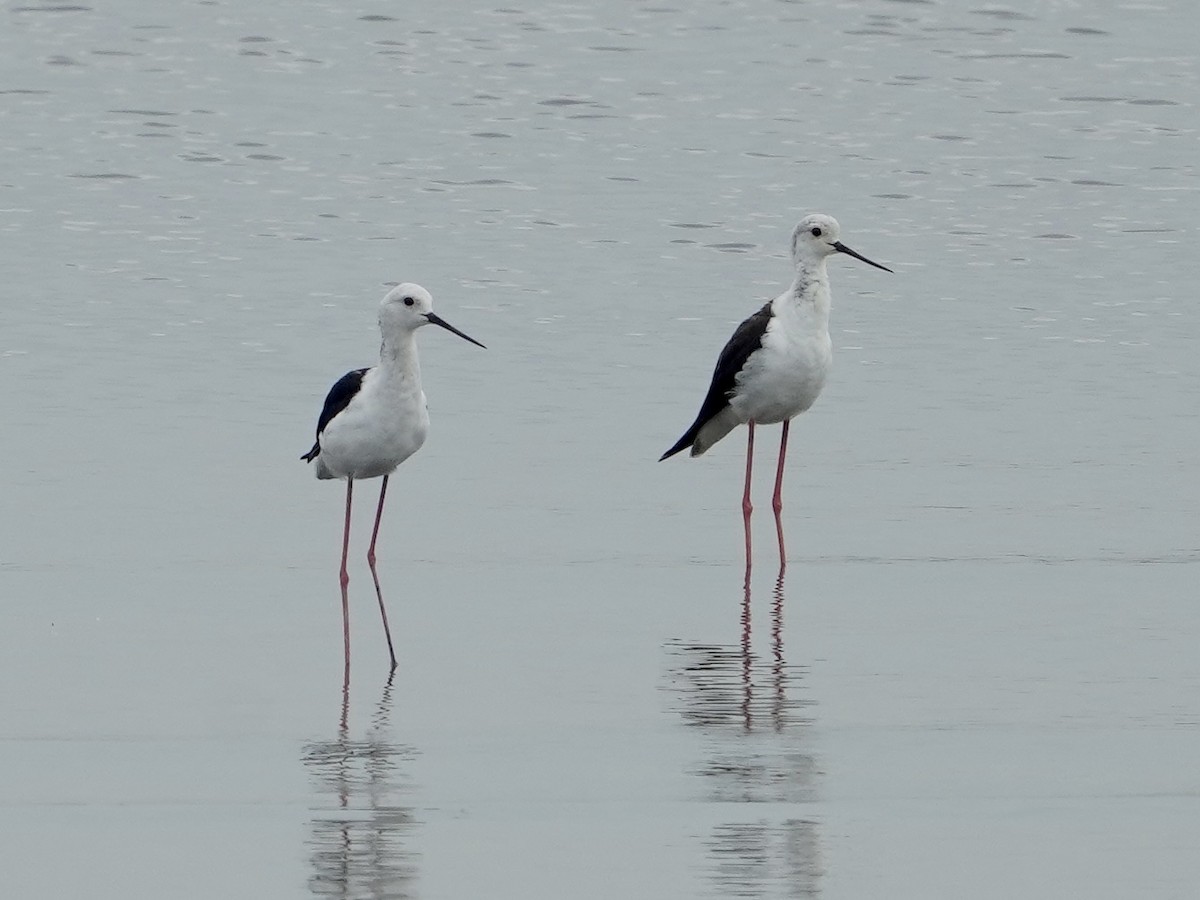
659,434,694,462
301,442,320,462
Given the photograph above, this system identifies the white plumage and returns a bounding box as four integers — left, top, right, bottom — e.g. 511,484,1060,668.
303,283,483,477
302,282,484,670
660,214,892,543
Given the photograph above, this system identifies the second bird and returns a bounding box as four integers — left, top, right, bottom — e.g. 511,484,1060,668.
660,214,892,518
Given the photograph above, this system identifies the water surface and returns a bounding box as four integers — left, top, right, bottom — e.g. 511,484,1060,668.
3,2,1199,897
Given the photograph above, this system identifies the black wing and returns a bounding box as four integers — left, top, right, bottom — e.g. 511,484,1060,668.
300,367,370,462
659,303,772,461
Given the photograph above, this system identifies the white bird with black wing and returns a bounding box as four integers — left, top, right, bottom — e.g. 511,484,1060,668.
302,282,484,670
660,215,892,525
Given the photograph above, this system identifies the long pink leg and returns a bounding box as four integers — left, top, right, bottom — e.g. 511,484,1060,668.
772,420,790,567
366,475,398,671
742,421,756,516
340,478,353,669
773,505,787,571
340,478,354,587
339,643,351,741
742,421,756,566
772,419,790,514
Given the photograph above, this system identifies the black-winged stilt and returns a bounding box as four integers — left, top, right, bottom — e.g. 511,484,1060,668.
660,214,891,560
302,283,484,670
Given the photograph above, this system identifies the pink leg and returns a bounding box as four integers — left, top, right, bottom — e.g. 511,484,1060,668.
366,475,398,672
774,504,787,571
772,419,790,515
340,478,353,670
770,564,785,731
773,420,790,568
340,478,353,588
742,421,756,516
742,421,755,567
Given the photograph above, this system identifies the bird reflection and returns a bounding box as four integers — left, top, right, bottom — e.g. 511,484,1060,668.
666,561,822,896
303,672,418,898
708,819,821,899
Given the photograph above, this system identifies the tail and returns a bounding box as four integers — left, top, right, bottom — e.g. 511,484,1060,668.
659,407,741,461
659,427,699,461
300,441,320,462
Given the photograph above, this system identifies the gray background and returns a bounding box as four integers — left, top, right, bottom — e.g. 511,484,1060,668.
2,1,1198,898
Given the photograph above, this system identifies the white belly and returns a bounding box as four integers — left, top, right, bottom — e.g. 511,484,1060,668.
317,391,429,480
730,324,831,425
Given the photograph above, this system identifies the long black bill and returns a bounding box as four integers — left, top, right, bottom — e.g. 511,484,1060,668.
832,241,893,273
425,312,486,349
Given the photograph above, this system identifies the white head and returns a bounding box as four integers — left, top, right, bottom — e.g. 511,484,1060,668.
379,283,435,331
790,214,892,273
378,282,485,347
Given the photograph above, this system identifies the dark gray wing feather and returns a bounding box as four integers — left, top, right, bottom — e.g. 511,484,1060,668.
300,367,370,462
659,303,772,461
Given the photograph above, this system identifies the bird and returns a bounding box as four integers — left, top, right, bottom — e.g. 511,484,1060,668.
660,214,892,538
302,283,485,670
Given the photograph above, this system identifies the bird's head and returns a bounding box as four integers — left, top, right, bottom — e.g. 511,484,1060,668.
379,283,485,348
379,283,435,330
790,214,892,273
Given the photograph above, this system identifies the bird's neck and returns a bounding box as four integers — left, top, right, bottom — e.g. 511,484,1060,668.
378,331,421,382
786,262,831,317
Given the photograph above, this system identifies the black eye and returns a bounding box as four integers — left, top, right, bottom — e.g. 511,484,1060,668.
403,297,415,307
810,227,822,237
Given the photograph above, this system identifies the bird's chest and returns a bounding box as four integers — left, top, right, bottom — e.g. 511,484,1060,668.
733,310,832,424
367,399,429,453
323,384,429,473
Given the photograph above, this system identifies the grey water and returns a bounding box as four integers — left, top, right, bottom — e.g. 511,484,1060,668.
2,1,1199,897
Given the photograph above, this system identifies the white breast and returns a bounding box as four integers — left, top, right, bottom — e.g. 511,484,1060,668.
730,294,832,426
318,371,429,479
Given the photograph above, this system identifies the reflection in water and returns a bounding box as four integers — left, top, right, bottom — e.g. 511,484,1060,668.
708,820,821,900
666,563,821,897
302,673,418,898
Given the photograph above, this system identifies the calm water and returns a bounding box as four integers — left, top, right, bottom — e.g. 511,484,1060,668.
3,1,1199,898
